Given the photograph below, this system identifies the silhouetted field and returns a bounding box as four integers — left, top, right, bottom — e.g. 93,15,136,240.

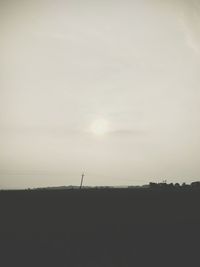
0,188,200,266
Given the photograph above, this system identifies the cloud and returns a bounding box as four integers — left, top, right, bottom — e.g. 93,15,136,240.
109,129,147,136
153,0,200,55
34,31,71,41
178,0,200,55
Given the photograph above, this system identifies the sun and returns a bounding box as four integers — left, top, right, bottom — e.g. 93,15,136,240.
90,118,109,135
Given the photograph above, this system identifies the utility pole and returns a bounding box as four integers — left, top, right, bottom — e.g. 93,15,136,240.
80,173,85,189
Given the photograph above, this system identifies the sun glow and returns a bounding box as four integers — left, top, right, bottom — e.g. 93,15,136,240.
90,119,110,135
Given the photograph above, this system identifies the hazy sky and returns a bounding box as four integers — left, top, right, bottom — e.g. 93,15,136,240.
1,0,200,188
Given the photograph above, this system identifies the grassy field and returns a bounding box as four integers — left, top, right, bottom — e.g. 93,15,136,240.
0,188,200,266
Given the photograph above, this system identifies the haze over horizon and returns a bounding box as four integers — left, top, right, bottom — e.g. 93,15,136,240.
1,0,200,189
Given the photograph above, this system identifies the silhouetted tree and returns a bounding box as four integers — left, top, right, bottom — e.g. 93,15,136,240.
149,182,158,189
168,183,174,188
191,182,200,188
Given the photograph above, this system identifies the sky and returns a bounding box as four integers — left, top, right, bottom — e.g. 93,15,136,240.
1,0,200,189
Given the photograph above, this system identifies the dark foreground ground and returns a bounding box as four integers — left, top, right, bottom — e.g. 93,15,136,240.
0,188,200,267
